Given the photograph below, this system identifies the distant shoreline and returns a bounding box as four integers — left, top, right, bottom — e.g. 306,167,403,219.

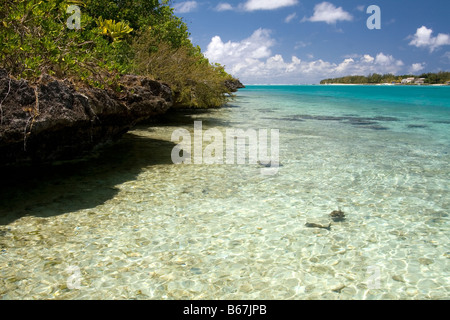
323,83,450,86
320,72,450,86
242,83,450,87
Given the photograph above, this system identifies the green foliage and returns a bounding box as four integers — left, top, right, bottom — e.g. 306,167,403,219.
131,29,234,108
419,72,450,84
0,0,236,107
146,4,192,49
0,0,123,86
97,17,134,43
84,0,162,30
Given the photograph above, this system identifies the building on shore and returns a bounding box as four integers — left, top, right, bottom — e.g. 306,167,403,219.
415,78,425,85
401,77,415,84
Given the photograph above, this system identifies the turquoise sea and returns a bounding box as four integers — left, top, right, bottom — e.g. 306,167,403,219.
0,85,449,299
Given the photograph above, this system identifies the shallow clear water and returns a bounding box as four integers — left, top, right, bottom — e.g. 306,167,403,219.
1,85,449,300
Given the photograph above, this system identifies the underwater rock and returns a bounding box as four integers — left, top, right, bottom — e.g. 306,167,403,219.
280,116,305,122
360,125,389,131
433,120,450,124
346,119,378,126
284,114,395,131
418,258,433,266
331,284,346,293
305,222,332,231
293,115,346,121
330,210,346,222
371,116,399,122
257,161,283,168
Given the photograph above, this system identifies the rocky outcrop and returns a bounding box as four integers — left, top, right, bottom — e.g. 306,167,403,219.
0,71,172,165
224,79,245,92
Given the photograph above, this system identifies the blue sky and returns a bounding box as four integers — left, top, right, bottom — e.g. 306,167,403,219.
170,0,450,84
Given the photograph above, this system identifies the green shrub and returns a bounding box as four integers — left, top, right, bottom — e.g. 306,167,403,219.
0,0,236,107
131,29,234,108
97,17,134,44
0,0,123,86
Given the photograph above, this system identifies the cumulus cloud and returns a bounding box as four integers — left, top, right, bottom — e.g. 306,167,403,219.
204,30,405,84
304,2,353,24
375,53,403,67
333,53,404,76
409,26,450,52
205,28,274,73
409,63,426,73
215,3,233,12
242,0,298,11
362,54,375,63
173,1,198,13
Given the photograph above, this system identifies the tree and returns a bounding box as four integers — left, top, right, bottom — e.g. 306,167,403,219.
1,0,236,107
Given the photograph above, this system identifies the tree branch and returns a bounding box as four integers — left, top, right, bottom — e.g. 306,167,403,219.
0,75,12,126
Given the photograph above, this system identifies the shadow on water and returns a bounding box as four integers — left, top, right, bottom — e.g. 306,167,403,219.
0,133,177,225
149,106,240,128
0,107,237,225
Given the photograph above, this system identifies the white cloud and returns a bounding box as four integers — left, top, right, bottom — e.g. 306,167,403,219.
205,30,405,84
333,53,403,76
356,5,365,12
205,28,275,74
362,54,375,63
409,26,450,52
215,3,233,12
173,1,198,13
285,12,297,23
304,2,353,24
409,63,426,73
242,0,298,11
375,53,403,67
336,58,355,73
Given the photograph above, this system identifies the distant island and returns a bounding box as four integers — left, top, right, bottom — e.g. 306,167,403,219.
321,72,450,85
